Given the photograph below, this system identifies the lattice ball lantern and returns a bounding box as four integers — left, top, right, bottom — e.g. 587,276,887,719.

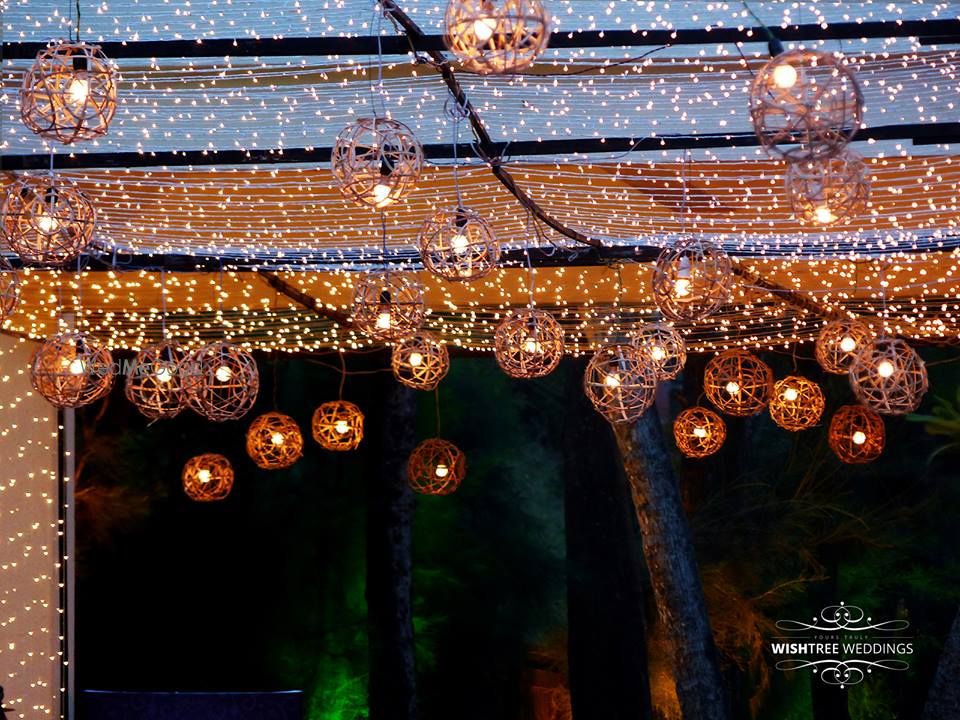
444,0,551,75
20,41,118,144
849,337,928,416
494,307,565,379
125,339,189,420
673,406,727,459
1,176,96,265
749,49,863,161
704,350,774,417
182,453,234,502
183,342,260,422
828,404,885,464
632,322,687,381
31,332,114,408
407,438,466,495
786,149,870,226
352,271,425,342
769,375,825,431
391,331,450,391
332,118,423,209
0,256,20,322
815,318,875,375
583,344,658,425
652,239,733,322
312,400,364,451
246,412,304,470
419,207,500,282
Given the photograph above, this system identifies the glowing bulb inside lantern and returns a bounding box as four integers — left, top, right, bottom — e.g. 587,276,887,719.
772,63,799,90
725,381,741,396
434,463,450,478
473,17,497,42
852,430,867,445
450,233,469,253
673,277,692,298
66,77,90,106
215,365,233,382
604,373,621,389
814,205,838,225
650,345,666,362
68,358,86,375
376,312,392,331
270,431,285,446
839,335,857,353
197,468,212,484
408,351,424,367
522,337,542,354
371,183,392,207
36,212,60,234
155,366,173,383
334,420,350,435
877,360,895,378
693,426,708,439
783,387,799,402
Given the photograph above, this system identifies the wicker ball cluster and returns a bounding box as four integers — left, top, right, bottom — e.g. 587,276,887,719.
312,400,364,451
704,350,773,417
769,375,825,431
749,49,863,161
391,332,450,391
419,207,500,282
183,342,260,422
332,118,423,209
352,271,425,342
124,340,189,420
494,307,565,378
786,149,870,226
31,332,114,408
632,322,687,381
407,438,466,495
20,41,118,144
246,412,304,470
444,0,551,75
0,257,20,322
583,344,657,425
849,337,928,415
815,318,874,375
673,406,727,459
828,405,885,464
652,239,733,322
182,453,234,501
1,176,97,265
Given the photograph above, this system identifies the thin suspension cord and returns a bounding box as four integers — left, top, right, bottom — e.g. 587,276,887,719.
525,245,535,308
434,387,441,436
76,0,82,42
338,350,347,399
160,267,168,339
380,211,389,268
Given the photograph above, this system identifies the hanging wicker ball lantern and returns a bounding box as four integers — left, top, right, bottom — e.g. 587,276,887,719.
20,41,118,144
583,344,658,424
351,271,425,342
124,339,189,420
651,239,733,322
749,49,863,161
331,118,423,209
246,412,303,470
848,337,928,415
828,405,885,464
407,438,466,495
1,176,96,265
673,406,727,459
632,322,687,381
182,453,234,502
815,318,874,375
183,342,260,422
494,307,565,379
444,0,551,75
786,149,870,226
419,207,500,282
31,331,114,408
704,349,773,417
312,400,364,451
391,331,450,391
769,375,825,431
0,256,21,322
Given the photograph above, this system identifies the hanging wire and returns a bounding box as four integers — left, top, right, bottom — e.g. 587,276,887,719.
75,254,83,330
338,350,347,399
75,0,82,42
434,387,442,435
680,148,690,237
524,244,535,308
445,92,469,208
159,267,168,340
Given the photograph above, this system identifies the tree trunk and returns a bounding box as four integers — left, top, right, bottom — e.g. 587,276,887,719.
562,360,653,720
922,606,960,720
367,379,418,720
613,410,730,720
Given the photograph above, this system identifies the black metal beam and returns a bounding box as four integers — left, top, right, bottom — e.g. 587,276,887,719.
4,19,959,60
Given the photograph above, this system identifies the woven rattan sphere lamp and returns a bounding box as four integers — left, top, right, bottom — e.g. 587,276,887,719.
652,239,733,322
352,271,424,342
632,322,687,381
1,176,96,265
769,375,825,431
828,405,885,464
583,344,657,424
849,337,928,415
31,332,114,408
419,207,500,282
182,453,234,501
444,0,550,75
407,438,466,495
0,257,20,322
246,412,303,470
786,149,870,226
125,339,188,420
749,49,862,161
391,332,450,391
312,400,364,451
20,41,118,144
332,118,423,209
494,307,565,379
184,342,259,422
815,318,874,375
704,350,774,417
673,406,727,459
